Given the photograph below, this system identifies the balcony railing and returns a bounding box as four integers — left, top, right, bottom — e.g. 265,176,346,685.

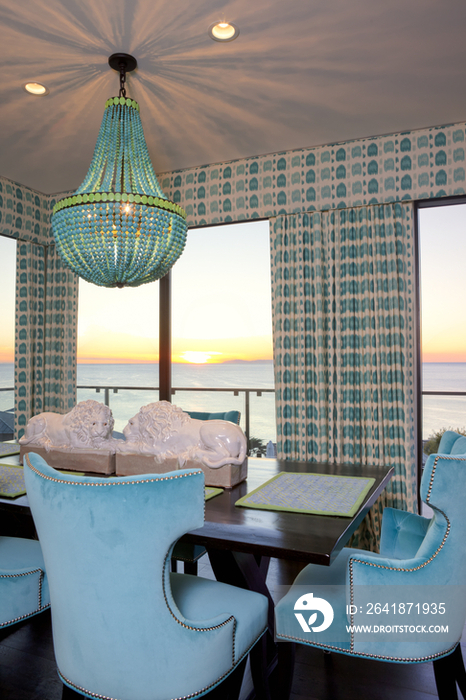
76,384,276,445
0,384,277,447
6,385,463,447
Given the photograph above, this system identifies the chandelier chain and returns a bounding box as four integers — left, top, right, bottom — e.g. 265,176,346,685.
119,63,127,98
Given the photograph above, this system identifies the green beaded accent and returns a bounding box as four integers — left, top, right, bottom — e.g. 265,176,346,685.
51,98,187,287
53,195,187,219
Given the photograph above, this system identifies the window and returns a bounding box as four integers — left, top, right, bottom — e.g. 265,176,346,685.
418,201,466,457
0,235,16,437
76,219,275,447
171,220,275,447
77,279,160,431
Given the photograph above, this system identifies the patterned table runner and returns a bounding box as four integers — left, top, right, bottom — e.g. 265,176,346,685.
0,464,26,498
235,472,376,517
0,443,20,457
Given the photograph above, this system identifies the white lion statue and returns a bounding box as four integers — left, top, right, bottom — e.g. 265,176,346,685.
19,400,116,452
117,401,247,469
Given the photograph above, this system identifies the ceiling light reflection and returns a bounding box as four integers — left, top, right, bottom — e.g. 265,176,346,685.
23,82,49,96
208,22,239,42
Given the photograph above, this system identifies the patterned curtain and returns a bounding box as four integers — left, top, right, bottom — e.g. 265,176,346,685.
270,203,417,550
15,241,78,439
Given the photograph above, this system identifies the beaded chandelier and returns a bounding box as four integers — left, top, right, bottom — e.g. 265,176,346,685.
51,54,187,288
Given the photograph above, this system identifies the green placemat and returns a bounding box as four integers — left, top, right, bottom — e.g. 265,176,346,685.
0,443,20,457
0,463,26,498
205,486,223,501
235,472,376,517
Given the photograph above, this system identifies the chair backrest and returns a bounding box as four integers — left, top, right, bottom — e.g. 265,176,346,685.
186,409,241,425
438,429,466,455
417,452,466,560
24,453,238,700
348,452,466,660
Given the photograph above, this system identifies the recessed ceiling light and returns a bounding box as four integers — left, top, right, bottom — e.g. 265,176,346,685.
208,22,239,42
23,82,49,96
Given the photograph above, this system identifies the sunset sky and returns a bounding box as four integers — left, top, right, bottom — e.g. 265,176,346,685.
76,219,273,364
0,219,273,365
0,206,465,365
0,235,15,363
419,203,466,363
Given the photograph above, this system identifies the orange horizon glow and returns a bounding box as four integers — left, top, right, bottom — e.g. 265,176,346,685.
1,349,466,366
75,327,274,365
422,352,466,363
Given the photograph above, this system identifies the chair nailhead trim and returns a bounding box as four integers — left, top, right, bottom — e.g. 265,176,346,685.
0,603,51,628
0,567,50,627
276,632,459,663
58,629,267,700
25,454,203,487
162,550,237,666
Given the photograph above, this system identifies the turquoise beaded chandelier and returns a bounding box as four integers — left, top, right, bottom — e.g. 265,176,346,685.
51,54,187,288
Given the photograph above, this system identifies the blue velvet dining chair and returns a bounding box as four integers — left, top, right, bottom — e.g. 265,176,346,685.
186,410,241,425
275,450,466,700
0,535,50,629
24,452,268,700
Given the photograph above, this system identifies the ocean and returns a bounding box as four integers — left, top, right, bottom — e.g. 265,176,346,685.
1,362,466,442
76,362,277,441
0,361,277,443
421,363,466,439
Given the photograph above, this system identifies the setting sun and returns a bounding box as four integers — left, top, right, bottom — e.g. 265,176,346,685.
180,351,221,364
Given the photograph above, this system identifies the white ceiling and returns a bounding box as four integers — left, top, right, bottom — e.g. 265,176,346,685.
1,0,466,195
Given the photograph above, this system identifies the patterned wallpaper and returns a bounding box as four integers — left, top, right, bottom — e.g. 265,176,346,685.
0,177,51,245
0,177,77,437
158,122,466,227
1,119,466,240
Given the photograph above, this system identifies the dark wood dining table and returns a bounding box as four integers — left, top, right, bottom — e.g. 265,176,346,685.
0,455,393,564
0,454,393,608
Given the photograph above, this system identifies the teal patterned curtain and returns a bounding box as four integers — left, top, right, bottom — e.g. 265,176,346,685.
15,241,78,438
270,203,417,550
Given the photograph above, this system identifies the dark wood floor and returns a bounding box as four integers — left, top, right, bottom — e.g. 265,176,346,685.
0,555,460,700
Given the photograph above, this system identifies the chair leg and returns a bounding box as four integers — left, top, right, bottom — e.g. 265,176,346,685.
452,645,466,698
433,645,465,700
171,559,199,575
276,642,296,700
184,560,199,575
249,634,272,700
